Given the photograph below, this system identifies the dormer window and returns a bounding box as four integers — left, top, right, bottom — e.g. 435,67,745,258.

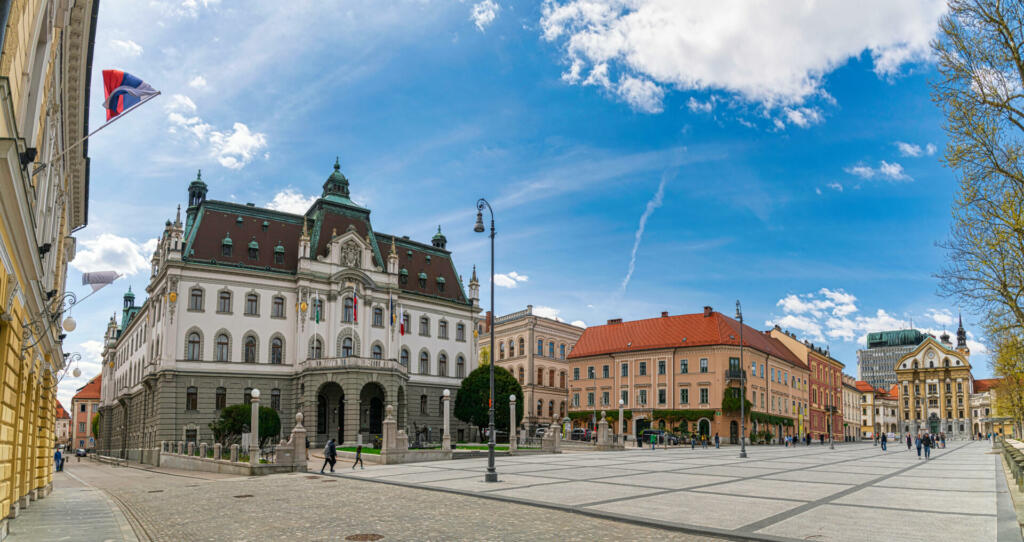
399,268,409,285
222,234,233,257
248,240,259,260
425,255,431,263
236,216,243,224
274,243,285,264
436,276,445,292
418,272,427,288
262,221,269,231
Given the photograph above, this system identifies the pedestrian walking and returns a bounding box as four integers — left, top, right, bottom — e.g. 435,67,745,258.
320,438,337,473
881,433,887,451
305,437,310,460
691,434,695,450
352,445,364,469
940,434,946,448
714,432,720,449
53,448,62,473
701,434,708,449
915,434,922,459
650,432,657,450
922,434,932,460
906,433,912,451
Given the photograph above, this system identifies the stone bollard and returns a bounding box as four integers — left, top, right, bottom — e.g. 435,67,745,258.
188,442,195,456
249,389,261,466
214,443,222,460
178,441,184,454
199,443,208,459
230,444,239,463
442,390,452,452
508,395,517,453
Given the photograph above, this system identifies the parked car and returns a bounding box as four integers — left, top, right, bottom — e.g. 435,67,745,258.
482,428,509,443
639,429,679,446
75,448,87,457
535,427,547,438
570,428,588,441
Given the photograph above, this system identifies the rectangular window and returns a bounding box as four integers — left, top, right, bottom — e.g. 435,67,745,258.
639,362,647,376
621,390,628,405
602,391,609,405
658,388,666,404
658,360,666,375
680,359,688,373
771,368,775,382
271,297,285,318
537,339,543,355
638,389,647,405
751,361,756,376
78,422,85,433
602,365,609,378
573,367,580,380
245,295,258,316
80,404,86,412
699,388,708,404
680,388,689,404
373,309,384,327
699,358,708,373
621,363,628,377
587,392,594,406
587,366,595,379
217,291,231,313
572,393,579,407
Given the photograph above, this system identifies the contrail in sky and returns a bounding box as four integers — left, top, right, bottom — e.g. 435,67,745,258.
620,172,670,292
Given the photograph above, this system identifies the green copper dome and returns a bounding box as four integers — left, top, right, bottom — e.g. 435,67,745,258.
322,157,353,204
222,232,233,246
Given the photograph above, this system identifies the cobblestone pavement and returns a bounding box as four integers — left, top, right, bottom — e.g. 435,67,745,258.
61,460,721,541
333,440,1023,542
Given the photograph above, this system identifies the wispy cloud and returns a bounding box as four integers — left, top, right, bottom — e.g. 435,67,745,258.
844,160,911,182
110,39,143,57
895,141,937,157
471,0,499,32
494,271,528,288
165,93,267,169
621,172,670,292
265,189,317,214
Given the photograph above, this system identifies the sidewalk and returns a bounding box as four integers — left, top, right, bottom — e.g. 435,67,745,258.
7,470,137,542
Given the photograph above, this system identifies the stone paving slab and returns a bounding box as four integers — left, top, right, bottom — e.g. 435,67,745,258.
8,472,137,542
329,440,1021,542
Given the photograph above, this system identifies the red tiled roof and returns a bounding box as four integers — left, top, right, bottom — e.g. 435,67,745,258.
883,384,899,400
568,310,805,369
55,400,70,420
975,378,1001,393
854,381,875,393
72,375,101,401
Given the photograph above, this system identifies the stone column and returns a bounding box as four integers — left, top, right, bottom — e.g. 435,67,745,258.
597,411,609,445
617,400,624,443
508,395,517,452
442,390,452,452
249,389,261,465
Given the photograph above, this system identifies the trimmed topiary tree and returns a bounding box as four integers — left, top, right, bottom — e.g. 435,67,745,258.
209,404,281,447
454,364,523,438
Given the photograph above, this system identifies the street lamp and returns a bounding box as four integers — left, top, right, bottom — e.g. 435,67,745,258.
474,199,498,483
737,300,747,459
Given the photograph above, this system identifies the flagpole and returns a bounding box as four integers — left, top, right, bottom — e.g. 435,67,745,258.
33,91,162,176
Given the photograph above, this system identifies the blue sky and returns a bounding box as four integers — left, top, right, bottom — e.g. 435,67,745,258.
57,0,986,405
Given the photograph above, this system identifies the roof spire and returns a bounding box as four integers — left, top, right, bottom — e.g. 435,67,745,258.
322,156,352,204
956,312,967,349
390,236,397,256
174,204,182,226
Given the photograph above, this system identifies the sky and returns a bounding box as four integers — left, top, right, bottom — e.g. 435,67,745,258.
56,0,988,406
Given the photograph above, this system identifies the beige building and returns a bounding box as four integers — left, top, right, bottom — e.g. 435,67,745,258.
482,305,583,432
842,374,860,441
894,329,973,438
54,401,70,449
856,381,898,439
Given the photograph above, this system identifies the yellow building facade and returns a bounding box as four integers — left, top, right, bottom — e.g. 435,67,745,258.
0,0,97,535
894,334,973,438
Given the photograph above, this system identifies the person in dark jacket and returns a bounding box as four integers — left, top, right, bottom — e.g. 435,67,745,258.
320,439,337,473
922,434,932,460
906,433,912,451
880,432,887,451
352,445,364,470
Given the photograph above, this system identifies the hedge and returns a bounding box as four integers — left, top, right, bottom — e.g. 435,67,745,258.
568,410,633,422
651,409,716,422
750,412,794,427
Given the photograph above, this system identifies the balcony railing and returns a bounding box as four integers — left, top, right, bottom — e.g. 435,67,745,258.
725,368,745,381
299,356,408,374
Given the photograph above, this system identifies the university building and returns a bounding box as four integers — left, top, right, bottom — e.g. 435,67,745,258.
0,0,98,530
567,307,809,443
96,163,480,462
481,305,583,432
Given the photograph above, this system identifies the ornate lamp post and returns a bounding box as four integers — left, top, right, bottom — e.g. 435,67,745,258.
474,199,498,482
737,300,747,459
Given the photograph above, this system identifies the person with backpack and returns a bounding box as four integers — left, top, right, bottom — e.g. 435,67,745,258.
922,433,932,460
320,438,337,473
351,444,364,470
880,432,887,451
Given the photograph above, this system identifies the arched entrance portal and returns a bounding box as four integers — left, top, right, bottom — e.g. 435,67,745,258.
316,382,345,445
730,420,738,444
698,418,711,438
360,382,386,436
928,413,940,434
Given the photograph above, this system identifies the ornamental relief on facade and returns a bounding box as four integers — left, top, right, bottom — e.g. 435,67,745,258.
341,241,361,268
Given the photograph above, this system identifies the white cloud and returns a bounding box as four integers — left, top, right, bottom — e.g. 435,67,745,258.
925,143,937,155
826,182,843,192
165,95,267,169
844,161,912,182
815,187,823,195
110,39,143,57
616,75,665,113
188,75,208,89
70,234,156,276
532,306,564,321
494,271,528,288
541,0,946,116
687,97,713,114
926,308,954,326
265,189,317,214
570,320,587,328
621,172,668,291
471,0,500,32
783,106,824,128
895,141,930,157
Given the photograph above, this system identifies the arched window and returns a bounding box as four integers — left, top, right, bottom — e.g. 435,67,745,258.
536,399,542,417
310,338,323,359
215,387,226,410
559,401,566,417
186,332,201,360
270,338,283,364
312,298,324,323
456,355,465,377
189,288,204,311
456,323,465,341
186,387,198,411
343,297,354,322
419,316,430,336
439,320,448,339
215,333,230,361
271,296,285,318
419,351,429,374
518,338,525,356
560,372,567,388
217,290,232,313
508,339,515,357
245,293,259,315
400,348,409,367
518,367,524,383
499,343,505,359
372,344,383,360
549,369,555,387
438,353,448,376
244,387,253,405
244,335,257,363
537,368,544,385
548,341,554,357
560,344,566,359
271,389,281,410
548,400,554,417
341,337,354,357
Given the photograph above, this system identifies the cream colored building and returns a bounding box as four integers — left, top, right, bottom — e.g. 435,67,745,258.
857,381,898,439
842,374,860,441
0,0,98,533
895,329,973,438
482,305,583,432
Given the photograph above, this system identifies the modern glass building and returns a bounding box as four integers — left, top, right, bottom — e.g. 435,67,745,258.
856,329,927,390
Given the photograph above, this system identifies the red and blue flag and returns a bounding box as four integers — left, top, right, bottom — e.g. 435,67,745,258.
102,70,159,120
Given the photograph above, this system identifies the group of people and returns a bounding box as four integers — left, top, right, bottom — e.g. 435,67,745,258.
318,438,364,473
896,432,944,459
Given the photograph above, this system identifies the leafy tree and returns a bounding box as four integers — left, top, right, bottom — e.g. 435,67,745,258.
990,325,1024,437
721,388,753,415
209,404,281,447
454,365,522,437
478,346,490,366
932,0,1024,334
91,413,101,439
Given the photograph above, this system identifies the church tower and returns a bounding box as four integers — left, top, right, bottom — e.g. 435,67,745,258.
186,170,207,232
956,313,970,357
468,265,479,306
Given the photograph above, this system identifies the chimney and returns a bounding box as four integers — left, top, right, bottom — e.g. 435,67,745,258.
607,318,622,325
661,311,669,318
703,306,713,317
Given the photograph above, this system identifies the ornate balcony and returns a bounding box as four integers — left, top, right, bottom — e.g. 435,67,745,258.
298,356,408,375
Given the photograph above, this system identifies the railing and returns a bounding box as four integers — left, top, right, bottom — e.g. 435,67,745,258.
299,356,408,374
495,307,532,324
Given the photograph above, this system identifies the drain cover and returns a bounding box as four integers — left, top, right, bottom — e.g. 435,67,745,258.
147,490,163,493
322,479,338,483
345,535,383,541
233,494,254,499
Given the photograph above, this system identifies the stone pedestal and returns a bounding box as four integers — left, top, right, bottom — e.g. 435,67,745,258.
187,442,195,456
213,443,222,460
542,423,561,453
230,444,239,463
597,411,610,444
508,396,517,453
199,443,208,458
442,393,452,452
249,394,261,465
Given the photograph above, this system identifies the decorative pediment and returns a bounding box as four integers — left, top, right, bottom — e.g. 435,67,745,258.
894,337,970,372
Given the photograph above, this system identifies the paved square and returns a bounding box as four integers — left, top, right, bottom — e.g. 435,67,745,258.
330,441,1023,542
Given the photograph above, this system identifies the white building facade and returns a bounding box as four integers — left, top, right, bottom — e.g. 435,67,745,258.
97,162,480,462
